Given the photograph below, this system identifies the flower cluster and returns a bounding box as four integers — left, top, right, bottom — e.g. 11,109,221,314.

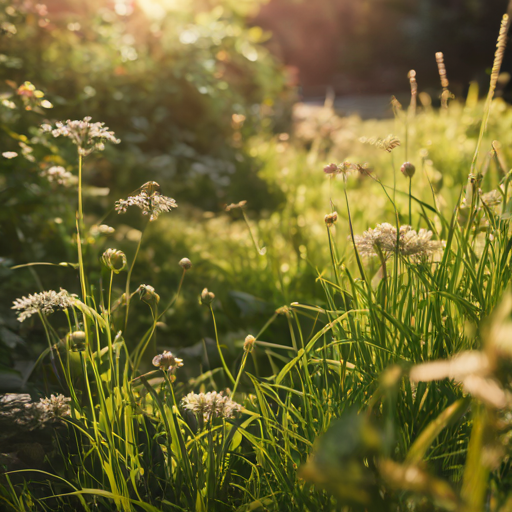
324,211,338,227
12,289,76,322
102,248,127,273
353,223,444,260
323,161,370,178
152,350,184,372
40,166,78,187
181,391,242,422
36,394,71,421
42,117,120,156
115,182,177,222
2,151,18,159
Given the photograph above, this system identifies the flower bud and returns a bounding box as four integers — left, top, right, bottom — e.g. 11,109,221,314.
152,350,184,371
70,330,86,351
400,162,416,178
101,248,127,274
179,257,192,270
323,163,338,175
244,335,256,353
200,288,215,306
138,284,160,306
324,211,338,227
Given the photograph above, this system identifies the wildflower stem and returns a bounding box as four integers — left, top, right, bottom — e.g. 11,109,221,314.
158,268,186,321
409,177,412,226
231,351,249,397
209,305,236,386
124,220,148,332
242,210,266,256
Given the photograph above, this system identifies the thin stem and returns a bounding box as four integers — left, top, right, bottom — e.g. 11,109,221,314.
231,351,249,396
209,304,235,386
124,221,148,332
409,177,412,226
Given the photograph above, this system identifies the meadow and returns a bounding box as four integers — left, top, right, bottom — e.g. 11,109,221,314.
3,2,512,512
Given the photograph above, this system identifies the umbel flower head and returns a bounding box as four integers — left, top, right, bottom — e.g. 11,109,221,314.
37,394,71,421
152,350,184,372
115,181,177,222
12,289,76,322
181,391,242,422
42,117,120,156
353,223,444,260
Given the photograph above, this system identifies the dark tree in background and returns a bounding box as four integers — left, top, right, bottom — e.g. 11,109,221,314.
254,0,511,96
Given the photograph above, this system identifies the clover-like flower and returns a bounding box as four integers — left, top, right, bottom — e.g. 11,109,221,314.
42,116,120,156
115,181,177,221
152,350,184,372
12,289,76,322
181,391,242,422
179,257,192,270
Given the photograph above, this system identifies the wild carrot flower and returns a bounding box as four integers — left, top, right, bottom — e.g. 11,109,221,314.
353,223,443,259
37,394,71,421
42,117,120,156
12,289,76,322
2,151,18,159
115,181,177,221
152,350,184,372
181,391,242,422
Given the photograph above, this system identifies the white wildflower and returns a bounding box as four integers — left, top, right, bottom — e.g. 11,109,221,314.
152,350,184,372
37,394,71,421
42,116,120,156
2,151,18,159
353,223,444,259
182,391,242,422
40,166,78,187
115,182,177,221
90,224,115,236
12,289,76,322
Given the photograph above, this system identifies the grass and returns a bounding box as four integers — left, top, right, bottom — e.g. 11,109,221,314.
4,20,512,512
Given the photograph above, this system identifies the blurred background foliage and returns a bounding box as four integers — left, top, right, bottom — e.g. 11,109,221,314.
3,0,512,394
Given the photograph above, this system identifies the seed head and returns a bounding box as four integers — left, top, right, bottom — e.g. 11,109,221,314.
37,394,71,421
225,200,247,212
101,248,127,274
244,335,256,353
152,350,184,372
179,257,192,270
325,212,338,227
200,288,215,306
400,162,416,178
